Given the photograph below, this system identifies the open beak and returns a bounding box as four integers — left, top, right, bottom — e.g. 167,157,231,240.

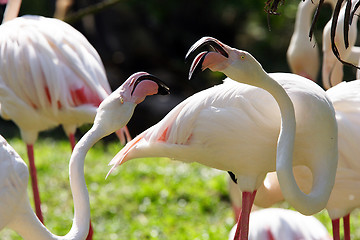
132,74,170,96
185,37,229,80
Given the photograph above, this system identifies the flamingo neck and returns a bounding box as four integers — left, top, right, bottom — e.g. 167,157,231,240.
9,126,105,239
2,0,21,23
252,73,297,190
64,128,99,240
239,69,332,215
294,0,316,36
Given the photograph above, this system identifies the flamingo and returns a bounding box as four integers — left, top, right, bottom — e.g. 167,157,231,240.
287,0,360,88
286,0,336,82
285,3,360,239
0,0,131,224
106,37,338,240
0,72,170,239
239,80,360,240
228,208,331,240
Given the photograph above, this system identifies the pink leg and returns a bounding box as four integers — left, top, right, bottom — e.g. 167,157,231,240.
343,214,350,240
27,144,44,223
266,227,275,240
68,133,76,151
86,220,93,240
332,218,340,240
122,126,132,142
115,126,132,145
233,191,257,240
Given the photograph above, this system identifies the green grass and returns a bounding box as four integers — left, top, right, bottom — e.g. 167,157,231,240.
1,137,359,239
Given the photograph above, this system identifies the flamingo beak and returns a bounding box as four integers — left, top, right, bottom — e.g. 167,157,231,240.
185,37,229,80
132,74,170,96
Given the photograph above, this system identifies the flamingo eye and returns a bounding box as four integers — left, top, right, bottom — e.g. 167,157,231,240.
120,96,124,104
240,55,245,60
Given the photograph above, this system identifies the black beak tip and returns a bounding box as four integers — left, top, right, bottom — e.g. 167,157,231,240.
184,51,193,63
158,84,170,95
132,74,170,96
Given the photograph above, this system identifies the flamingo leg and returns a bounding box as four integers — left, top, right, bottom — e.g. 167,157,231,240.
332,218,340,240
343,214,350,240
86,220,94,240
26,144,44,223
68,133,76,151
68,133,94,240
233,191,257,240
266,227,275,240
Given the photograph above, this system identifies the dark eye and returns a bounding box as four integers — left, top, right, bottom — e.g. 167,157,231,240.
240,55,245,60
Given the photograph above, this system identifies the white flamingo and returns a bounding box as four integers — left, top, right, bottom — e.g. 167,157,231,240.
0,72,170,239
0,0,131,224
286,0,336,82
239,80,360,240
228,208,331,240
106,37,338,240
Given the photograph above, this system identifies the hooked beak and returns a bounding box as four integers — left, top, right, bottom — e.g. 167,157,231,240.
132,74,170,96
185,37,229,80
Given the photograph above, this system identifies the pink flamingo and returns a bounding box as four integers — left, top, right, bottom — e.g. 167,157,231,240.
0,0,130,236
0,72,169,239
234,80,360,240
106,37,338,240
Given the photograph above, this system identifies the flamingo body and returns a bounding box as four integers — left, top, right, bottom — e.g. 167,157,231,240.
228,208,331,240
0,15,110,144
326,80,360,220
0,135,29,230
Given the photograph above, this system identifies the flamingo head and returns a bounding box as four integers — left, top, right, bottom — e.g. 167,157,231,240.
186,37,266,87
92,72,169,138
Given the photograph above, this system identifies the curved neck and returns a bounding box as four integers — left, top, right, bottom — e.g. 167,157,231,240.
65,127,102,239
257,73,335,215
2,0,21,23
9,126,104,239
254,73,297,177
249,70,329,214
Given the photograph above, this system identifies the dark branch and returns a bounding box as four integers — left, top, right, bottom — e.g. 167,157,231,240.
264,0,285,15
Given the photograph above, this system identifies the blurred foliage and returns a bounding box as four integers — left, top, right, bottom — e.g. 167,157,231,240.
0,0,344,138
